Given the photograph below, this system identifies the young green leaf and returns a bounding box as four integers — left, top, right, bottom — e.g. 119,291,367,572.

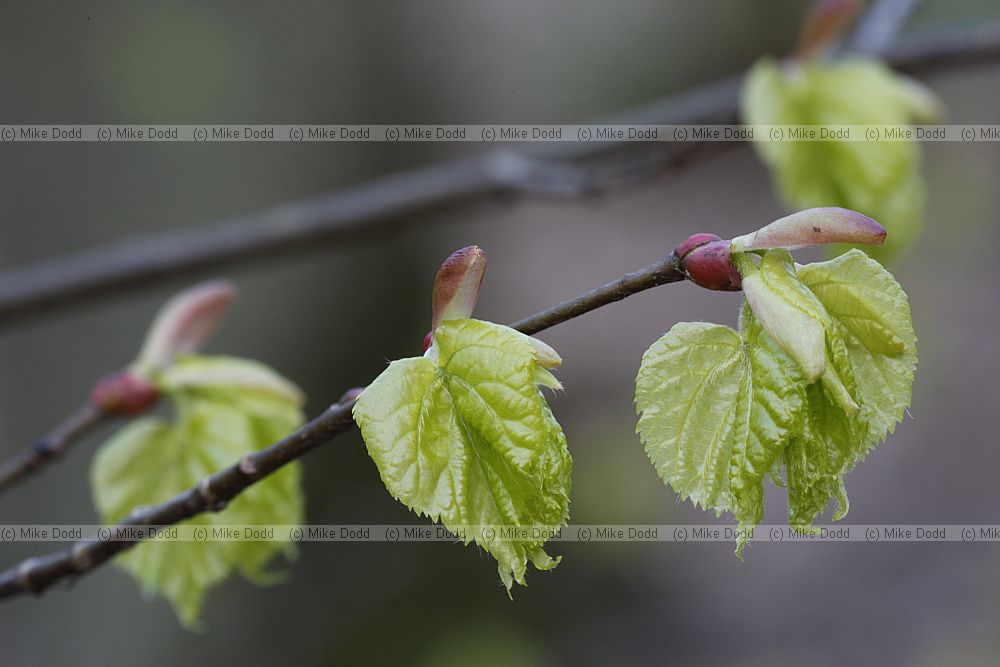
635,310,806,554
91,355,305,628
741,57,941,264
638,245,916,545
353,318,571,591
737,249,831,384
799,250,916,434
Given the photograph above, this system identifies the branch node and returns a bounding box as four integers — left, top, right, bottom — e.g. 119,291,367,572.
197,478,217,505
16,558,41,594
29,438,55,461
238,455,260,477
70,542,94,572
197,478,228,512
129,505,154,524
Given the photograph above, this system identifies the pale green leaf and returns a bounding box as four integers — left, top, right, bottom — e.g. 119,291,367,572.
797,249,917,446
772,249,915,526
737,249,830,383
638,248,916,542
157,355,305,406
785,381,865,528
635,311,805,553
91,356,305,628
352,319,571,591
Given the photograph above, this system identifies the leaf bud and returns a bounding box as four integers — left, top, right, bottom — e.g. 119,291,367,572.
431,246,487,334
134,280,236,376
675,235,742,291
730,208,885,252
90,370,160,415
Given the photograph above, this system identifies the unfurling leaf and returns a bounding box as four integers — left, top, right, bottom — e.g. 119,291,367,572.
730,207,885,252
785,249,917,527
741,57,941,264
737,249,830,384
353,319,571,591
91,355,305,628
637,247,915,547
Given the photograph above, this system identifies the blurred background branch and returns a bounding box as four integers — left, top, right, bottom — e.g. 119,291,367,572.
0,20,998,328
0,404,107,495
850,0,923,54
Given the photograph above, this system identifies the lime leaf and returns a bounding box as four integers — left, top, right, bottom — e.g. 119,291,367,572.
797,249,917,446
91,355,305,628
639,247,916,543
741,57,940,264
784,381,865,527
635,311,805,554
353,319,571,591
760,249,916,527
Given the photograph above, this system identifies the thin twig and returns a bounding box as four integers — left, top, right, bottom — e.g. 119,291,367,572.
510,254,683,335
0,252,684,599
0,404,108,496
0,23,997,326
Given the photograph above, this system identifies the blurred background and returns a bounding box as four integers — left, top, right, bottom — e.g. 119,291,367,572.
1,0,999,664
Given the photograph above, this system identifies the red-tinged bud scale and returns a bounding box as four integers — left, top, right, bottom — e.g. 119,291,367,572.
422,331,433,352
730,208,885,252
135,280,236,375
90,371,160,415
674,233,722,260
431,246,487,333
675,234,742,291
796,0,860,61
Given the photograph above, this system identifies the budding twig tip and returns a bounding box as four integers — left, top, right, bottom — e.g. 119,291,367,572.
432,246,488,332
135,279,238,373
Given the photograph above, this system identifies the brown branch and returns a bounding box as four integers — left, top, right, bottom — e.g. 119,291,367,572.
0,252,684,600
0,22,998,327
510,254,683,335
0,404,109,496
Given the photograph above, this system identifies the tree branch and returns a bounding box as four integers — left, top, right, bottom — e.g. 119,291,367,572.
0,22,997,326
0,252,684,599
848,0,923,55
0,404,109,496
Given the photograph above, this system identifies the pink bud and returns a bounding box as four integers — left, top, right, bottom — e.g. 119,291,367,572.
679,239,743,291
796,0,861,60
674,233,723,260
90,371,160,415
135,280,236,374
730,208,886,252
431,246,487,333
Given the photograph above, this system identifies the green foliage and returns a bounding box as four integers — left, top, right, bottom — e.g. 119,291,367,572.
741,57,941,264
91,356,305,628
636,249,915,548
353,319,571,591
